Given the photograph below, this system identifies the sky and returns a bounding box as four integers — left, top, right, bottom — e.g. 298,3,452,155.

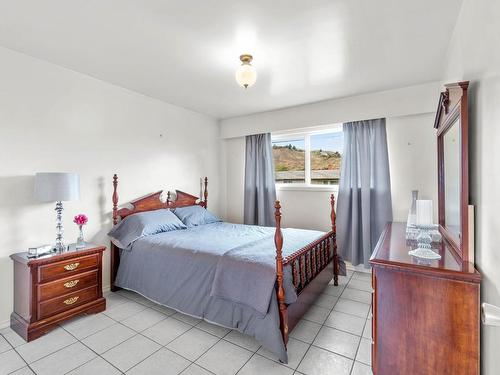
311,132,343,151
273,132,343,152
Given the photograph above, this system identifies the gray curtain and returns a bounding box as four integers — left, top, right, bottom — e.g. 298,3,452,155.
244,133,277,226
337,118,392,267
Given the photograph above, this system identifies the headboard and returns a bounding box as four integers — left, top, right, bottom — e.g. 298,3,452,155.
112,174,208,225
110,173,208,290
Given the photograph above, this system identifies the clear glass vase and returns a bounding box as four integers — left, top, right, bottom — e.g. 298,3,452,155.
408,190,419,225
76,225,85,249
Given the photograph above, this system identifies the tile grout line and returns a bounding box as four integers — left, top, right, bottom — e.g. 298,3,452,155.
229,328,264,374
331,272,358,374
292,271,355,375
5,337,33,375
115,277,358,367
234,351,258,375
112,289,264,374
80,290,226,374
7,330,79,374
185,327,235,374
3,271,370,375
59,322,126,375
94,318,203,373
125,273,368,373
220,337,261,354
61,302,193,373
122,324,202,373
346,271,372,374
296,271,373,374
116,275,370,371
349,313,371,375
179,363,217,375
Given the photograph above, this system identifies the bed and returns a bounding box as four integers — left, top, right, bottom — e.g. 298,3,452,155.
109,174,343,363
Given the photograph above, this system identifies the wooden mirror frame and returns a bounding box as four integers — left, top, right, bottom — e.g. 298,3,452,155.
434,81,469,261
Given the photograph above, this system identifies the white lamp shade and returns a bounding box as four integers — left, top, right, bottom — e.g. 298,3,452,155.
235,64,257,88
34,172,80,202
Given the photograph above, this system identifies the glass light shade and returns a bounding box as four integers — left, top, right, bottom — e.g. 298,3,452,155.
235,63,257,88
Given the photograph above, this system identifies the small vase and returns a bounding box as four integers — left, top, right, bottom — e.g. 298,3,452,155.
408,190,419,225
76,225,85,249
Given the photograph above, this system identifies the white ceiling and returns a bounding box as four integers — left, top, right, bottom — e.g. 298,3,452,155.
0,0,462,119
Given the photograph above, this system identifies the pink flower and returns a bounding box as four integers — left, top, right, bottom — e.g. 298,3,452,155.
73,214,88,226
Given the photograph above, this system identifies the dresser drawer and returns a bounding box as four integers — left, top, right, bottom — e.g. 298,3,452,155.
38,270,98,302
38,254,99,283
38,285,99,320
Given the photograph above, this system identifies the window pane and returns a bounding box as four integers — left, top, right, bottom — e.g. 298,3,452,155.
272,138,305,183
310,132,343,185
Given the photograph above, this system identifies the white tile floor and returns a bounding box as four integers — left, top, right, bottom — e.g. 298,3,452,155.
0,270,373,375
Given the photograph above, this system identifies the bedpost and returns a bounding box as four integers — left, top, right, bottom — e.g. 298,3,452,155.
331,194,339,286
111,174,120,292
166,191,171,205
274,201,288,347
112,174,118,225
203,177,208,209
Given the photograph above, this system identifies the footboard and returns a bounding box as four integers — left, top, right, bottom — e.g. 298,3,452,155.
284,231,336,294
274,194,339,348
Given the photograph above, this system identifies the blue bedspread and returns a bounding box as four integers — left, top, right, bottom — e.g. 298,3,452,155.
115,222,337,363
211,227,325,316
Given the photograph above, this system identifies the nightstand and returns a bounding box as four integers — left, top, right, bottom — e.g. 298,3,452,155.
10,243,106,341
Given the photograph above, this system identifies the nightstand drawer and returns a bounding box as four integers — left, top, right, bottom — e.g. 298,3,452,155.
38,254,99,283
38,270,98,302
38,285,99,320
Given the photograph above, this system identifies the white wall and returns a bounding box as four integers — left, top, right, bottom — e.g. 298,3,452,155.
276,190,337,232
222,113,437,230
223,137,245,223
220,82,440,139
387,114,438,221
0,47,221,327
441,1,500,374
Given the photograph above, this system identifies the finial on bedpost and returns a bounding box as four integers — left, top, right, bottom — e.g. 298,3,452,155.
166,191,171,205
275,201,283,249
112,174,119,226
203,177,208,209
274,201,288,347
330,194,336,233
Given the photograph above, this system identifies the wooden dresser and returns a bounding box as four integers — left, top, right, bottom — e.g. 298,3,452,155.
10,244,106,341
370,222,480,375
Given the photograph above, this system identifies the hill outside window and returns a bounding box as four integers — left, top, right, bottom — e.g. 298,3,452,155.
272,126,343,188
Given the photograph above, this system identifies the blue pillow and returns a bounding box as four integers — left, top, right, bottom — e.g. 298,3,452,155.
173,205,221,227
108,209,186,250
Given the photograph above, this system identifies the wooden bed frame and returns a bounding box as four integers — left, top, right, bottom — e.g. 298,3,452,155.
110,174,339,349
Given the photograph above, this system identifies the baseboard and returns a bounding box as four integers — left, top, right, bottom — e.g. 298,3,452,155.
102,284,111,293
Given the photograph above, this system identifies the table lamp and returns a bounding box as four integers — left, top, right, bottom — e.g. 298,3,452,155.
34,172,80,252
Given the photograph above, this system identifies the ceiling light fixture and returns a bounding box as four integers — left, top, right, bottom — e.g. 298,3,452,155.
235,54,257,89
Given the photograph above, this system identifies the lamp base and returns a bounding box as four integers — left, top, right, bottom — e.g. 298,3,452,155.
54,201,66,252
54,243,66,253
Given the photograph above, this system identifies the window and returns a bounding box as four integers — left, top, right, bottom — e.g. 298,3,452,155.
272,137,306,184
272,127,343,187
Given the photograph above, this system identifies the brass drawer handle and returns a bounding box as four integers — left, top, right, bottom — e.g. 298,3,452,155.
63,262,80,271
63,280,79,288
63,296,79,305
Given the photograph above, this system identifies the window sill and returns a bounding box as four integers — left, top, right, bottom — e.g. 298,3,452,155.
276,185,339,192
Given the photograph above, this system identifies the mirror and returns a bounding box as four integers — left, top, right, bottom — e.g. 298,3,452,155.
435,81,470,262
443,119,461,242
